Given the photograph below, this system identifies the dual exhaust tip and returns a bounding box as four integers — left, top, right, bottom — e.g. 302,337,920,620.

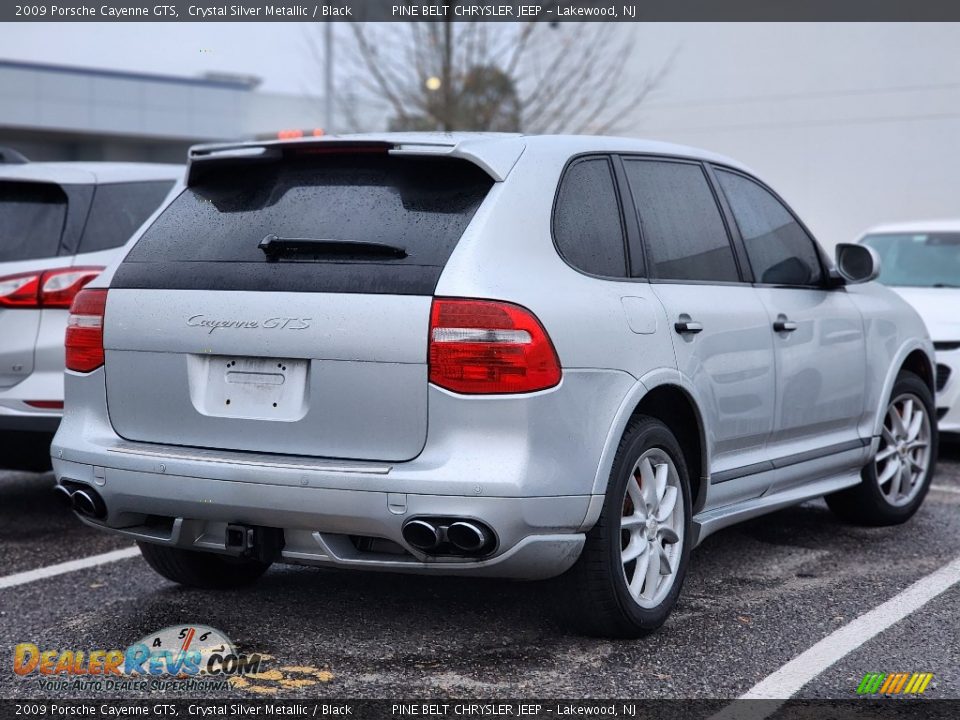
402,518,495,556
55,483,491,555
54,482,107,520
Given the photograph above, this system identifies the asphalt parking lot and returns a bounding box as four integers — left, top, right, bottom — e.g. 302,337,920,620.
1,442,959,701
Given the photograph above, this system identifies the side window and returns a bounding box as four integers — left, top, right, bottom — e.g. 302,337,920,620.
553,157,627,277
78,181,173,254
715,169,823,287
622,159,739,283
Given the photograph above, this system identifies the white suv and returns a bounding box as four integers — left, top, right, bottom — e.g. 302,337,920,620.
860,221,960,436
0,158,181,469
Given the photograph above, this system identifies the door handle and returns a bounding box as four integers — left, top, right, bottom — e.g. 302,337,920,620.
773,317,798,333
674,320,703,335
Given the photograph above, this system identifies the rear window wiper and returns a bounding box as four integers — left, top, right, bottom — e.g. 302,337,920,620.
258,234,407,261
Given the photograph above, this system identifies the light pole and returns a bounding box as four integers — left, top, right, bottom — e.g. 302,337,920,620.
324,23,334,133
442,9,452,131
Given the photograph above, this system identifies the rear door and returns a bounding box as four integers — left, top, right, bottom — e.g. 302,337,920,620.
620,158,777,501
712,167,867,474
104,148,494,462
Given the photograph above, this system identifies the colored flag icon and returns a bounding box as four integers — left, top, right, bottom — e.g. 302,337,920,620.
857,672,934,695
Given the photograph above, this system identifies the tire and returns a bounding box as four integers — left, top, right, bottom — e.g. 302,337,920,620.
137,542,271,589
826,370,938,526
558,415,692,638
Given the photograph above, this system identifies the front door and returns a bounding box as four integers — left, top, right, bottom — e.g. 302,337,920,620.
712,167,867,483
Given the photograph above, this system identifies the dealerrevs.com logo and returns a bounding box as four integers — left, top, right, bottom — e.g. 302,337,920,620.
14,625,262,692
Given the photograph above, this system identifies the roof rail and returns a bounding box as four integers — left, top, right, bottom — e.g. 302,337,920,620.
0,147,29,164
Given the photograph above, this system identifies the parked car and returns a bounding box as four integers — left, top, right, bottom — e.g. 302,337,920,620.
860,221,960,437
0,160,181,470
52,134,936,637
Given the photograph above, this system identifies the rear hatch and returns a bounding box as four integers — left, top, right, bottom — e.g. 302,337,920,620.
0,181,77,389
105,144,495,462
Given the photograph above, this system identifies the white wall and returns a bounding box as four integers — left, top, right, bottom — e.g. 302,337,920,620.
625,23,960,248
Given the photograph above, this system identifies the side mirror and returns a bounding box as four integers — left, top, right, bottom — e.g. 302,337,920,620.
835,243,880,285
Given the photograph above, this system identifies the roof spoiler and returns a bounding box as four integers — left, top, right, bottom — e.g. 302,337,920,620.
185,136,523,185
0,147,28,164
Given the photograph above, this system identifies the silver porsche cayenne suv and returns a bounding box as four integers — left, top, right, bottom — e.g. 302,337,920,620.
52,134,937,637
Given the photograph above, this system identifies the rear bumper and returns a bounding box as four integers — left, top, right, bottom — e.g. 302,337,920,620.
0,306,68,433
54,457,588,579
52,366,634,579
0,412,60,433
0,372,64,433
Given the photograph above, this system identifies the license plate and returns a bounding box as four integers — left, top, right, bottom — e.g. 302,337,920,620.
188,354,309,421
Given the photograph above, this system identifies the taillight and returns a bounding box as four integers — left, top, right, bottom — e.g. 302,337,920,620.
0,267,104,309
65,289,107,373
429,298,562,394
24,400,64,410
40,267,104,308
0,272,41,307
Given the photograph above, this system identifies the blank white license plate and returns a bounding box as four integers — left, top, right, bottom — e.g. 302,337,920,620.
188,354,309,421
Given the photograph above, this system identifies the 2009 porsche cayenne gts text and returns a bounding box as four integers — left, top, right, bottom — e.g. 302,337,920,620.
52,133,937,637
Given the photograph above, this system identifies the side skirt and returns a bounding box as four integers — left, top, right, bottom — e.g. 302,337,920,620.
691,469,862,547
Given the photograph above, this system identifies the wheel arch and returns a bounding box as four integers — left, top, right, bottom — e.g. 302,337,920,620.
592,371,709,514
871,340,937,437
901,348,935,395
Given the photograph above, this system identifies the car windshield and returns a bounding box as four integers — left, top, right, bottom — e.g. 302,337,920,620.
861,232,960,287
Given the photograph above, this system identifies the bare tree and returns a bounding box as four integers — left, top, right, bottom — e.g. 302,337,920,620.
309,19,672,134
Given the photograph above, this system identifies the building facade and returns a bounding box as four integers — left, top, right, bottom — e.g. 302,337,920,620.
0,59,328,162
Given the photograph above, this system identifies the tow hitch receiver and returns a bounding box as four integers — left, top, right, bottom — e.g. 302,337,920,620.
225,524,285,563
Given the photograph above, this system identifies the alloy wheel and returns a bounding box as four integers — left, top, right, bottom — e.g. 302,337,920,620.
875,393,932,507
620,448,684,609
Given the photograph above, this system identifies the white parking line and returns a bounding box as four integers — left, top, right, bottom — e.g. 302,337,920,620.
930,484,960,495
0,546,140,591
712,553,960,718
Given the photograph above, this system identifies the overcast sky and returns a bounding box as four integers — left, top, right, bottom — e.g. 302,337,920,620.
3,23,957,103
2,22,957,246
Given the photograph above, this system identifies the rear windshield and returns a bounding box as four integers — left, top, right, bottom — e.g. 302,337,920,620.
114,154,494,295
0,182,67,262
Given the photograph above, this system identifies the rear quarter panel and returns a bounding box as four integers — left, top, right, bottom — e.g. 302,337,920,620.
435,147,679,497
435,149,675,378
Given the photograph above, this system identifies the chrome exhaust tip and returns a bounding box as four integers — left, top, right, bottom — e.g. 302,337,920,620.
53,484,74,508
447,521,492,553
402,519,442,551
71,490,96,517
71,489,105,519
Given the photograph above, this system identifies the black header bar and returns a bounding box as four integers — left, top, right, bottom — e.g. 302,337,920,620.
5,0,960,22
1,699,959,719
